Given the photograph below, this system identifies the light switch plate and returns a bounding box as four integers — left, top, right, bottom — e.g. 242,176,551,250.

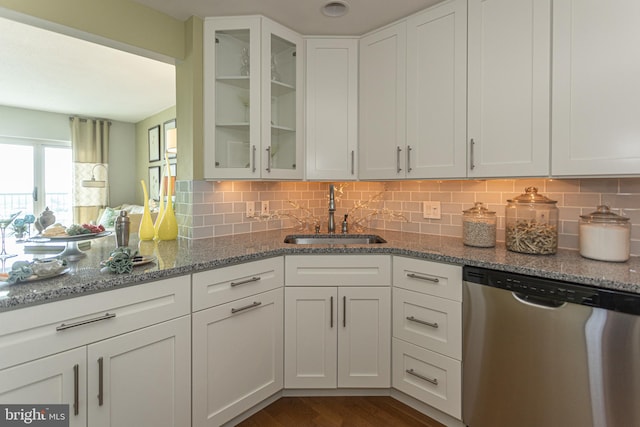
423,201,441,219
261,201,270,215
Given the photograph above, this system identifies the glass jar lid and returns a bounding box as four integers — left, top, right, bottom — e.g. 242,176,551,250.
507,187,557,204
463,202,496,217
580,205,629,223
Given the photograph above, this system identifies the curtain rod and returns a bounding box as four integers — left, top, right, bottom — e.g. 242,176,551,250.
69,116,112,125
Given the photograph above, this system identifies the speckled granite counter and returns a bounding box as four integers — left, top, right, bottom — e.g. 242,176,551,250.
1,228,640,311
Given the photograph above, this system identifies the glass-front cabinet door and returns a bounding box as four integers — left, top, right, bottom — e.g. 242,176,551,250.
261,20,303,179
204,16,302,180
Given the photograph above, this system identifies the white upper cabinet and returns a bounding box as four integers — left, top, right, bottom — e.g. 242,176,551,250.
467,0,551,178
305,38,358,180
358,0,467,180
359,22,407,180
406,0,467,179
204,16,303,180
552,0,640,176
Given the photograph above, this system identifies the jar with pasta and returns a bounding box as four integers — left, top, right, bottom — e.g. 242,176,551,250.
505,187,558,255
463,202,496,247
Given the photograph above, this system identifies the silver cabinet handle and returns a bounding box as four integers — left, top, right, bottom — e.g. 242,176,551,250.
343,295,346,328
231,301,262,314
97,357,104,406
396,146,403,173
407,145,413,173
252,145,256,173
351,150,355,175
73,364,79,416
230,276,261,287
406,273,439,283
406,368,438,385
407,316,439,329
56,313,116,331
469,138,476,170
265,146,271,173
330,296,334,328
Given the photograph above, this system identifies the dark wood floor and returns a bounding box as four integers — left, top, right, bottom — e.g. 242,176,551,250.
236,396,446,427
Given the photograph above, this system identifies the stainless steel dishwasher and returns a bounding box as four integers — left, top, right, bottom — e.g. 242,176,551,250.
462,265,640,427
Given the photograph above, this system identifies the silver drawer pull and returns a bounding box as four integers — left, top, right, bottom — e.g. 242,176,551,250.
56,313,116,331
406,368,438,386
231,301,262,314
406,273,439,283
230,276,261,287
406,316,439,329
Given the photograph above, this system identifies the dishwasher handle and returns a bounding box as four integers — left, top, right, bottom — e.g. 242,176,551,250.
513,292,566,309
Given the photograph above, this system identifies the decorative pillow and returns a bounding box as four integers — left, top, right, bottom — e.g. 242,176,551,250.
119,204,146,214
98,207,118,228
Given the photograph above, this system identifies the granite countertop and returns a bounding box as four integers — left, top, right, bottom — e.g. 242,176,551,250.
1,228,639,312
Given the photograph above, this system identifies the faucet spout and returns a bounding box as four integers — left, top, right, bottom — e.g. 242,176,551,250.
328,184,336,234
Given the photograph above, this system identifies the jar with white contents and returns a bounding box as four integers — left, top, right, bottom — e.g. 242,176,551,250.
579,205,630,262
463,202,496,247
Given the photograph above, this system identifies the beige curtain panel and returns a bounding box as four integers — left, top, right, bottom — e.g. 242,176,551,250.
70,116,111,224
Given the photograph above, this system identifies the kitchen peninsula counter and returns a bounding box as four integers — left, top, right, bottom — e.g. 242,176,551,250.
2,229,639,311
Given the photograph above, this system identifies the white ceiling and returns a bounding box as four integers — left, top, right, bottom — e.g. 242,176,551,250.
0,15,176,123
0,0,440,124
134,0,441,36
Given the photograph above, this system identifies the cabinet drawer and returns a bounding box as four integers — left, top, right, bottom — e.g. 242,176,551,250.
393,257,462,301
0,275,190,371
192,257,283,311
392,338,461,420
393,288,461,359
285,255,391,286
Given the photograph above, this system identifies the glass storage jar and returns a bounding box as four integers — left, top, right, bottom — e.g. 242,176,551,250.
463,202,496,247
505,187,558,254
579,205,630,262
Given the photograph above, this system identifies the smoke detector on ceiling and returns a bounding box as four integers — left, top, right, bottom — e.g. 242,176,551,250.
322,1,350,18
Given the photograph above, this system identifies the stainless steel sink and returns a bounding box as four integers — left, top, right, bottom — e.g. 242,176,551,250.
283,234,387,245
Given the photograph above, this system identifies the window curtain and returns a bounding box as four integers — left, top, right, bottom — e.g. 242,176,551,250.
70,116,111,224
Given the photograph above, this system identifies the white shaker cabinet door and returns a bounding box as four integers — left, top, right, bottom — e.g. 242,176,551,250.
552,0,640,176
87,316,191,427
337,286,391,388
406,0,467,179
0,347,87,427
305,38,358,180
467,0,551,178
284,287,338,389
359,22,407,180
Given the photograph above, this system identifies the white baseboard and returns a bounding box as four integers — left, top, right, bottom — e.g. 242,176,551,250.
390,389,466,427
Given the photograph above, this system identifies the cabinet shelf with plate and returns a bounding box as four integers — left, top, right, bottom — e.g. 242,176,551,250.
204,16,303,180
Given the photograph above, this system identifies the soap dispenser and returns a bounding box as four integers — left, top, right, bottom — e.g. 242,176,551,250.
342,214,349,234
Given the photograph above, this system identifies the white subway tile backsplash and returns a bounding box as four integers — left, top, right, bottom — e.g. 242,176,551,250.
174,177,640,256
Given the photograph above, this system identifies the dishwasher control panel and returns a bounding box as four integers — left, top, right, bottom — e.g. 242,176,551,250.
463,266,640,315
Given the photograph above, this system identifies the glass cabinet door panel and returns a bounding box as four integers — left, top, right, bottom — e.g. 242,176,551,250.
214,29,251,170
269,34,297,171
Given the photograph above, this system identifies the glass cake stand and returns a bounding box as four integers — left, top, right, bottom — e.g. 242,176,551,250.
31,231,112,261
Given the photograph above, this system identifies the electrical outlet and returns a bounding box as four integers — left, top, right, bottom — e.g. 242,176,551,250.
246,201,255,217
423,201,442,219
261,201,270,215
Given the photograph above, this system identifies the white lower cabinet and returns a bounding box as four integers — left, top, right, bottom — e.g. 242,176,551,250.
392,256,463,420
192,288,283,427
191,257,284,427
0,276,191,427
392,338,462,419
0,348,87,427
284,286,391,389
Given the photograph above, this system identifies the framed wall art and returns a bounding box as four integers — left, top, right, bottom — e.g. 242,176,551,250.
148,125,161,162
148,166,161,201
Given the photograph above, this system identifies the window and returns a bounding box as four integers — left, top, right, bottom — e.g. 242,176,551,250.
0,139,73,228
